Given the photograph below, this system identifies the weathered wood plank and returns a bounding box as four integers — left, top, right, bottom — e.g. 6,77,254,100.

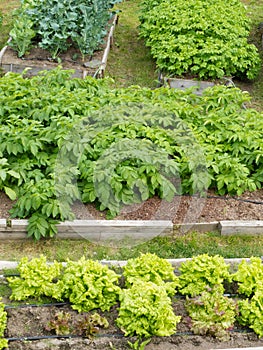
0,219,173,240
220,220,263,235
174,221,219,234
57,219,173,241
0,220,6,230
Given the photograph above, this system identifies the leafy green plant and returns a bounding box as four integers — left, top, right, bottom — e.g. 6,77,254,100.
7,255,63,300
178,254,232,296
127,338,151,350
0,68,263,238
8,16,35,57
0,299,8,350
123,253,179,296
185,287,237,340
232,257,263,297
46,311,72,335
57,257,121,312
238,287,263,338
12,0,115,59
116,281,181,337
139,0,261,79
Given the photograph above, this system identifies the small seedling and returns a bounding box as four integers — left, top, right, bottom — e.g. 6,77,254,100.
46,311,72,335
75,313,109,338
127,338,151,350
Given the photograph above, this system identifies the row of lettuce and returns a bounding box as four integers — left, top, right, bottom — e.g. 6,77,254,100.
139,0,261,79
0,253,263,348
0,68,263,239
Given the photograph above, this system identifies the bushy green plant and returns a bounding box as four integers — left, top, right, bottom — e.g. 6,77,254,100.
0,300,8,350
10,0,116,59
186,287,237,340
116,281,181,337
238,288,263,338
232,257,263,297
8,16,35,57
123,253,179,295
7,255,63,300
139,0,261,79
1,68,263,238
57,257,121,312
178,254,232,296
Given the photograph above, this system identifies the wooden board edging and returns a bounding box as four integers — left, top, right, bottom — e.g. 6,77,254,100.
220,220,263,235
0,257,256,271
1,219,263,239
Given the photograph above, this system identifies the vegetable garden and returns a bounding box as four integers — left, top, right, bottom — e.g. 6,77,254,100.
0,0,263,348
1,253,263,349
7,0,117,60
0,68,263,239
139,0,261,80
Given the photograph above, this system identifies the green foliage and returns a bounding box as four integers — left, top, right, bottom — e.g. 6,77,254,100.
178,254,231,296
0,300,7,350
139,0,261,79
238,288,263,338
1,68,263,238
116,281,181,337
12,0,115,59
123,253,179,295
232,257,263,297
0,11,2,28
8,16,35,57
127,338,151,350
7,255,63,300
57,257,121,312
186,287,237,340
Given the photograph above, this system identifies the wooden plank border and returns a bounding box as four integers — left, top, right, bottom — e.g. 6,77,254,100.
1,219,263,240
220,220,263,235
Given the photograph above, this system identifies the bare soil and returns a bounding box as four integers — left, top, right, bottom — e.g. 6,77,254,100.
1,189,263,224
4,299,263,350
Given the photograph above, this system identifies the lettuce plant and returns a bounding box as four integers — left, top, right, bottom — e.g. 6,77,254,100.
123,253,179,296
0,300,8,350
186,287,237,340
116,281,181,337
232,257,263,297
57,257,121,312
7,255,63,300
238,288,263,338
178,254,231,296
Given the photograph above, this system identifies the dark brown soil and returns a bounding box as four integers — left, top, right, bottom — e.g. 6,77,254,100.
5,299,263,350
1,189,263,224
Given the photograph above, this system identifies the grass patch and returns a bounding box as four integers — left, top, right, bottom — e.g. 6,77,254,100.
0,0,19,49
106,0,157,88
0,232,263,263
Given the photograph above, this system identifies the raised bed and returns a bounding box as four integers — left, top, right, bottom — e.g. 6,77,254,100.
0,15,118,79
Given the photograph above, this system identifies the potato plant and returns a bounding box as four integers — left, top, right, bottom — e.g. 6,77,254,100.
139,0,261,79
0,68,263,239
